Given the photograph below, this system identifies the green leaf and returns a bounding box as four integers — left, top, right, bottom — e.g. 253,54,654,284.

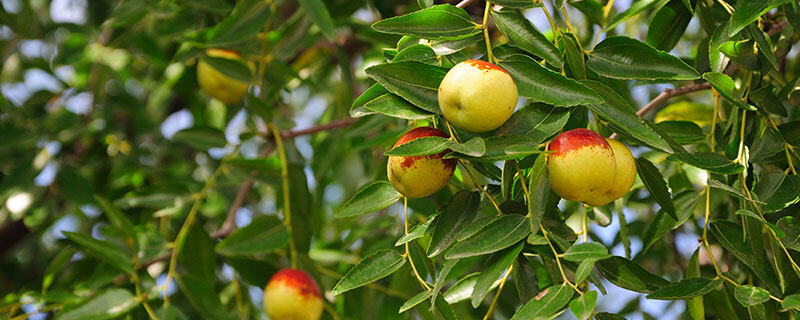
214,216,289,256
570,290,598,320
393,44,439,65
471,243,523,307
372,4,480,39
702,72,756,111
734,285,770,306
365,61,446,113
495,54,603,106
605,0,661,31
208,0,270,45
335,181,402,218
710,221,781,294
297,0,335,40
782,294,800,309
641,190,702,252
686,249,704,320
587,36,700,80
178,224,216,280
173,127,227,149
364,94,432,120
655,121,706,144
428,191,481,257
331,249,406,295
495,103,570,142
596,312,627,320
63,232,134,275
561,31,587,79
94,196,136,248
431,259,458,308
396,218,433,246
351,83,390,117
636,158,676,220
446,214,531,259
491,8,563,67
177,274,235,320
399,290,433,313
575,259,595,284
581,80,672,153
646,0,694,51
562,242,611,262
709,22,732,73
753,173,800,213
385,136,449,157
596,256,669,293
510,285,574,320
673,151,744,174
729,0,792,36
748,25,780,72
646,278,722,300
59,288,139,320
447,137,486,157
734,209,783,237
528,154,549,235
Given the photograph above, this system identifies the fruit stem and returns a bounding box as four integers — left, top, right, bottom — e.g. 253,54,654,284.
701,186,723,276
482,265,513,320
270,123,298,269
163,145,237,304
512,161,529,201
541,224,582,293
733,109,746,164
539,1,560,45
481,0,495,63
132,272,160,320
404,197,432,290
459,160,504,216
710,90,719,151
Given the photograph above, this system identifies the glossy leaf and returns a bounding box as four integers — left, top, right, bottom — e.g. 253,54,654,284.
335,181,402,218
297,0,335,39
734,285,770,306
372,4,480,39
491,0,544,8
428,191,481,257
384,136,450,157
471,243,523,307
177,274,235,320
646,0,694,51
702,72,756,111
527,154,549,234
364,94,433,120
332,249,406,295
400,290,432,313
646,278,722,300
575,259,595,284
729,0,792,36
491,8,563,67
588,36,700,80
446,214,531,259
365,61,446,113
570,290,598,320
636,158,676,220
605,0,661,31
173,127,228,149
495,54,603,106
710,221,781,294
562,242,611,262
753,173,800,213
510,285,574,320
596,256,669,293
396,218,433,246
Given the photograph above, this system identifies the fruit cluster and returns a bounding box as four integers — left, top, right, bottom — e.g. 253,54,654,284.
387,60,637,206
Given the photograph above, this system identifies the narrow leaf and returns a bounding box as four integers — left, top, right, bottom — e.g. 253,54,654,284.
372,4,480,39
636,158,676,220
588,36,700,80
496,54,603,106
335,181,402,218
332,249,406,295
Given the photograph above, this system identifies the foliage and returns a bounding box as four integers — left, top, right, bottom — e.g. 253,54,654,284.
1,0,800,319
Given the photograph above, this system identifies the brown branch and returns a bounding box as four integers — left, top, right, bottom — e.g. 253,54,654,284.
283,118,358,139
636,82,712,117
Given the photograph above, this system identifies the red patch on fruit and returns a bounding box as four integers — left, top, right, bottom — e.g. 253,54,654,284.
269,268,322,299
547,128,609,158
466,59,508,74
393,127,456,169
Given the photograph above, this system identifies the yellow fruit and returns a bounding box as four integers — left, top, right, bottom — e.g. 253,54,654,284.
387,127,457,198
264,268,323,320
196,48,250,104
438,59,518,133
593,139,637,205
547,129,625,207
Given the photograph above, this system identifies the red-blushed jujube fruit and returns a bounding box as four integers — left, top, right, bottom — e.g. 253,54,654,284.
196,48,250,104
438,59,518,133
546,128,635,206
263,268,323,320
387,127,457,198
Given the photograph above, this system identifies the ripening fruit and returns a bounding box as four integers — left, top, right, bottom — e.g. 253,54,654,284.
438,59,518,133
264,268,323,320
196,48,250,104
596,138,637,205
547,129,619,207
387,127,457,198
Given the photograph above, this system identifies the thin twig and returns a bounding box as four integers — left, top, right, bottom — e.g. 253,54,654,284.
608,82,711,139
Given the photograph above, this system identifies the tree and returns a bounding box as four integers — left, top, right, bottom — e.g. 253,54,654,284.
1,0,800,319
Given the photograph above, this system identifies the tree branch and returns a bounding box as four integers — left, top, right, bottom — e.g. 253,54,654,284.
636,82,712,117
456,0,478,8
